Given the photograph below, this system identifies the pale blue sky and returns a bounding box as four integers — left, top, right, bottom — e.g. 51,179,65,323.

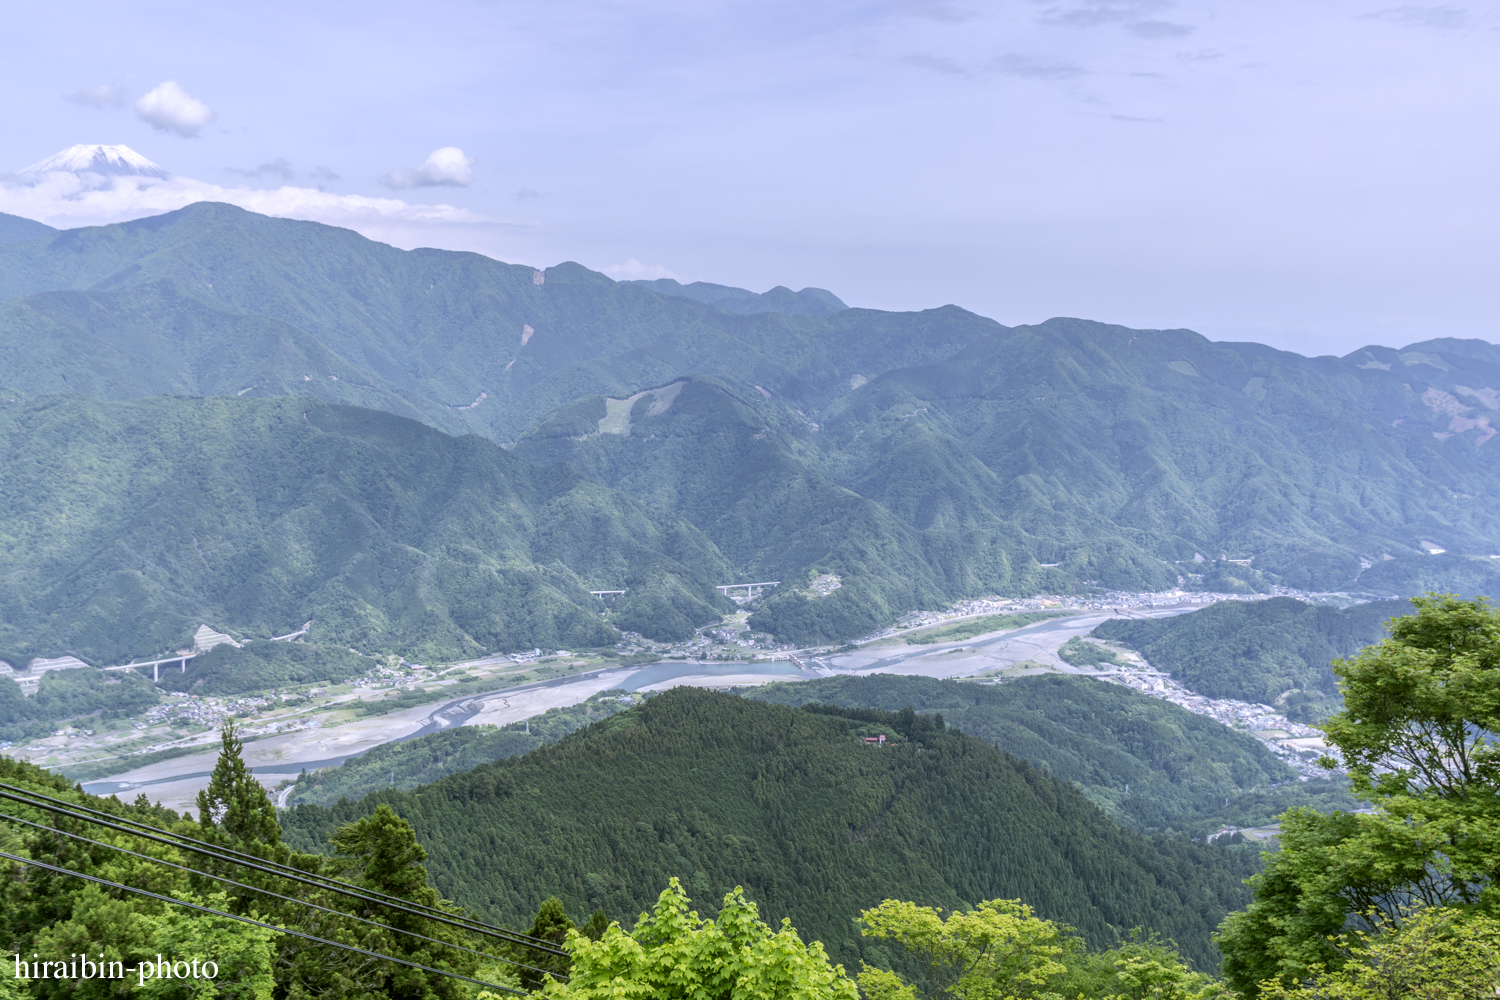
2,1,1496,355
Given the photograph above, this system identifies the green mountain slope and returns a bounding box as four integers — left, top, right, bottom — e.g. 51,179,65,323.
0,212,56,245
511,377,1035,641
281,689,1260,971
1093,597,1406,720
812,321,1500,595
0,665,160,742
0,280,436,425
0,204,990,443
4,205,1500,644
0,393,731,664
746,674,1357,835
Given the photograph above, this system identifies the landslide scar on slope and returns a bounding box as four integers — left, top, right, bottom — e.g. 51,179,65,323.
598,380,687,436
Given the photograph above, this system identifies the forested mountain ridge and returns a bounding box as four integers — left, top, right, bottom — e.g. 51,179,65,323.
0,393,730,664
809,320,1500,594
510,376,1027,639
622,277,848,316
0,212,56,244
4,204,1500,644
0,203,992,443
747,674,1358,835
281,688,1259,971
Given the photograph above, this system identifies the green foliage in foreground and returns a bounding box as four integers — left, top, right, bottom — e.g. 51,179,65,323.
0,729,498,1000
1094,598,1406,722
0,668,160,742
902,612,1070,645
749,674,1358,837
1257,907,1500,1000
281,688,1260,971
286,692,635,807
539,877,858,1000
1215,595,1500,996
857,898,1230,1000
0,393,731,664
158,641,373,696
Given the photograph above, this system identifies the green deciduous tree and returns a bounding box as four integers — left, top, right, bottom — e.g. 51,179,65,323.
196,720,280,846
855,898,1067,1000
539,877,857,1000
1257,907,1500,1000
1217,594,1500,994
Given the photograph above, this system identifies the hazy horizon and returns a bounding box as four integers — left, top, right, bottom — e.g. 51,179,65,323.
3,1,1495,357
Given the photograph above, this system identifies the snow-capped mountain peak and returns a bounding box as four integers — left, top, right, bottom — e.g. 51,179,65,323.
20,144,169,179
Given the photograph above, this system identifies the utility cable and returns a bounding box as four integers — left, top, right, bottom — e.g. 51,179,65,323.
0,783,565,957
0,849,527,996
0,808,564,983
5,781,563,951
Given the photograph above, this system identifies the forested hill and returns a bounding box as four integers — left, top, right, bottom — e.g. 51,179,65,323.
747,674,1358,836
281,688,1260,971
6,204,1500,644
0,393,730,665
1093,597,1406,721
0,212,56,244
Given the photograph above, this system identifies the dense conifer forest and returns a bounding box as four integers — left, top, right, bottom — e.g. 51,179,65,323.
748,674,1359,835
281,688,1261,970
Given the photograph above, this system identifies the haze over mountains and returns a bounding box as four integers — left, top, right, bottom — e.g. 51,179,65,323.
2,202,1499,657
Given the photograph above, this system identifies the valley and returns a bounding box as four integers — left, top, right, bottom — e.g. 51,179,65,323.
0,203,1490,995
1,587,1347,816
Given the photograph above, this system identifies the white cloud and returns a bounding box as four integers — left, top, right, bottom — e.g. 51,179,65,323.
603,258,682,281
0,162,502,235
67,84,128,109
381,147,475,188
134,81,216,137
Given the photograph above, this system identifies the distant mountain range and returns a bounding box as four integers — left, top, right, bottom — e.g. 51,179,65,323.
2,202,1499,653
0,395,728,664
622,278,847,316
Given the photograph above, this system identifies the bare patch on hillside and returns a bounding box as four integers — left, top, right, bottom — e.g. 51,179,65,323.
1423,387,1496,444
598,380,687,436
1456,385,1500,410
1401,351,1451,371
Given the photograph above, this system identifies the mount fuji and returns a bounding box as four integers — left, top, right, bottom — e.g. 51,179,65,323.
20,144,169,180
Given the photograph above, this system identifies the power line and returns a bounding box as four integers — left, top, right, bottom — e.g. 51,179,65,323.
0,783,566,957
0,808,564,983
0,783,565,955
0,849,527,996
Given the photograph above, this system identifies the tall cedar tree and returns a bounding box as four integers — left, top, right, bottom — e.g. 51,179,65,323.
331,804,478,1000
521,897,575,989
197,718,280,845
